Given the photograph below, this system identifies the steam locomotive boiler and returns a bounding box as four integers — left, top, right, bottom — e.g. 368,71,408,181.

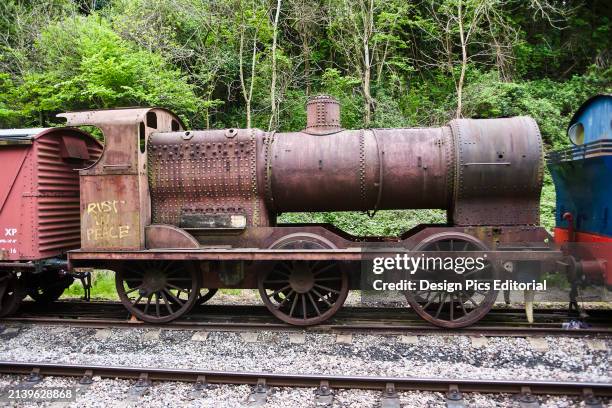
60,95,562,328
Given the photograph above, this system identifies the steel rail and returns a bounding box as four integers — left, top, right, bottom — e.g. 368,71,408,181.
0,361,610,397
2,316,611,338
2,303,611,337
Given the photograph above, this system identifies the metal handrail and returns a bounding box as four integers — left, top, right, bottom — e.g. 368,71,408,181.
547,139,612,163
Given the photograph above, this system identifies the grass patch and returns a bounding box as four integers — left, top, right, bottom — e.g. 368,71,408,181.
62,270,118,300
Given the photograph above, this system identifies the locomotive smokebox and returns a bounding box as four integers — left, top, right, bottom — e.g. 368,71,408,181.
305,95,342,135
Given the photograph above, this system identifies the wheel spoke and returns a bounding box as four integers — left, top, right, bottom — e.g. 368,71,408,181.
160,291,174,315
131,294,143,306
143,295,153,314
313,284,340,294
421,292,438,310
164,289,184,307
314,277,341,282
266,284,291,299
466,295,479,308
313,263,336,276
155,294,161,317
307,292,321,316
125,285,142,295
276,290,295,308
311,288,332,307
434,293,448,318
457,293,468,316
449,294,454,321
289,294,299,317
166,283,184,291
301,294,307,320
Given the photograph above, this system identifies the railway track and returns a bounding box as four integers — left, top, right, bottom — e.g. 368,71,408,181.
0,361,609,405
1,300,611,337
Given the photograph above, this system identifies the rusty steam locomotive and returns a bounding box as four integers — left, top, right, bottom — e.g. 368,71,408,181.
1,95,584,328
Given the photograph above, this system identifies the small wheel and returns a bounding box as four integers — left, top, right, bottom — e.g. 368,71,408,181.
0,271,24,317
195,288,218,305
115,261,200,323
28,275,74,304
404,233,499,328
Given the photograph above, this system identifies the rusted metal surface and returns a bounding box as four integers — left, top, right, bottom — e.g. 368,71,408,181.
141,109,540,222
145,224,200,249
304,94,343,135
148,129,269,228
268,127,451,212
59,108,183,251
0,128,101,261
68,248,562,262
451,117,543,226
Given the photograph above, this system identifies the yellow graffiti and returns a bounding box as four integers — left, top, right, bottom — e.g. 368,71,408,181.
85,200,130,242
86,225,130,241
87,200,125,214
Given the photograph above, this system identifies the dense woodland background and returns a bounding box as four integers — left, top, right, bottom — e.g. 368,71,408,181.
0,0,610,235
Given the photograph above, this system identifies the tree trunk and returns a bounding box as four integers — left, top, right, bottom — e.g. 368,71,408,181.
362,0,374,127
456,0,467,119
268,0,282,131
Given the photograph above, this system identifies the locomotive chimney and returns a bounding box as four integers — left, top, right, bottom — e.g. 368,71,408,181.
304,94,342,135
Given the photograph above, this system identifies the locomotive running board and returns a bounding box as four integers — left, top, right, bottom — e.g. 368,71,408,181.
67,249,563,262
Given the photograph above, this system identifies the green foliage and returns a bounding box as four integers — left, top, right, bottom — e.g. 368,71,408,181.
63,270,118,300
1,15,202,127
279,210,446,237
0,0,610,235
460,68,611,148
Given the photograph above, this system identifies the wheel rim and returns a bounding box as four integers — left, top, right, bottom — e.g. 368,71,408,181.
259,235,348,326
196,288,218,305
115,261,200,323
404,233,498,328
0,272,24,317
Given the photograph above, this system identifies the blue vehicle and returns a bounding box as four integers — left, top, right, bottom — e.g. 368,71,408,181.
548,94,612,289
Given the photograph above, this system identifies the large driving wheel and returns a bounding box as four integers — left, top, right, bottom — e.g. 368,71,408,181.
115,261,200,323
259,234,349,326
404,233,499,328
0,271,24,317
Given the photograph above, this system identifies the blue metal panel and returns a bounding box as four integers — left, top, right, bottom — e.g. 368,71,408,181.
549,154,612,237
569,95,612,144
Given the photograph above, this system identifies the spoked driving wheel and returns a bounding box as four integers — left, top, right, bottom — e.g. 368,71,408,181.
259,260,348,325
115,261,200,323
259,234,349,326
0,271,24,317
404,233,499,328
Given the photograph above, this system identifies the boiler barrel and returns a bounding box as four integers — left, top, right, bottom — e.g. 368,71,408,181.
267,116,543,226
268,127,452,212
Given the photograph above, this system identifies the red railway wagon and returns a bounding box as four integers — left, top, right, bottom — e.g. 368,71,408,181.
0,128,102,316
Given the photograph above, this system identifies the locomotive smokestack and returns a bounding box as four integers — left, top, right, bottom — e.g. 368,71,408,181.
305,94,342,135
